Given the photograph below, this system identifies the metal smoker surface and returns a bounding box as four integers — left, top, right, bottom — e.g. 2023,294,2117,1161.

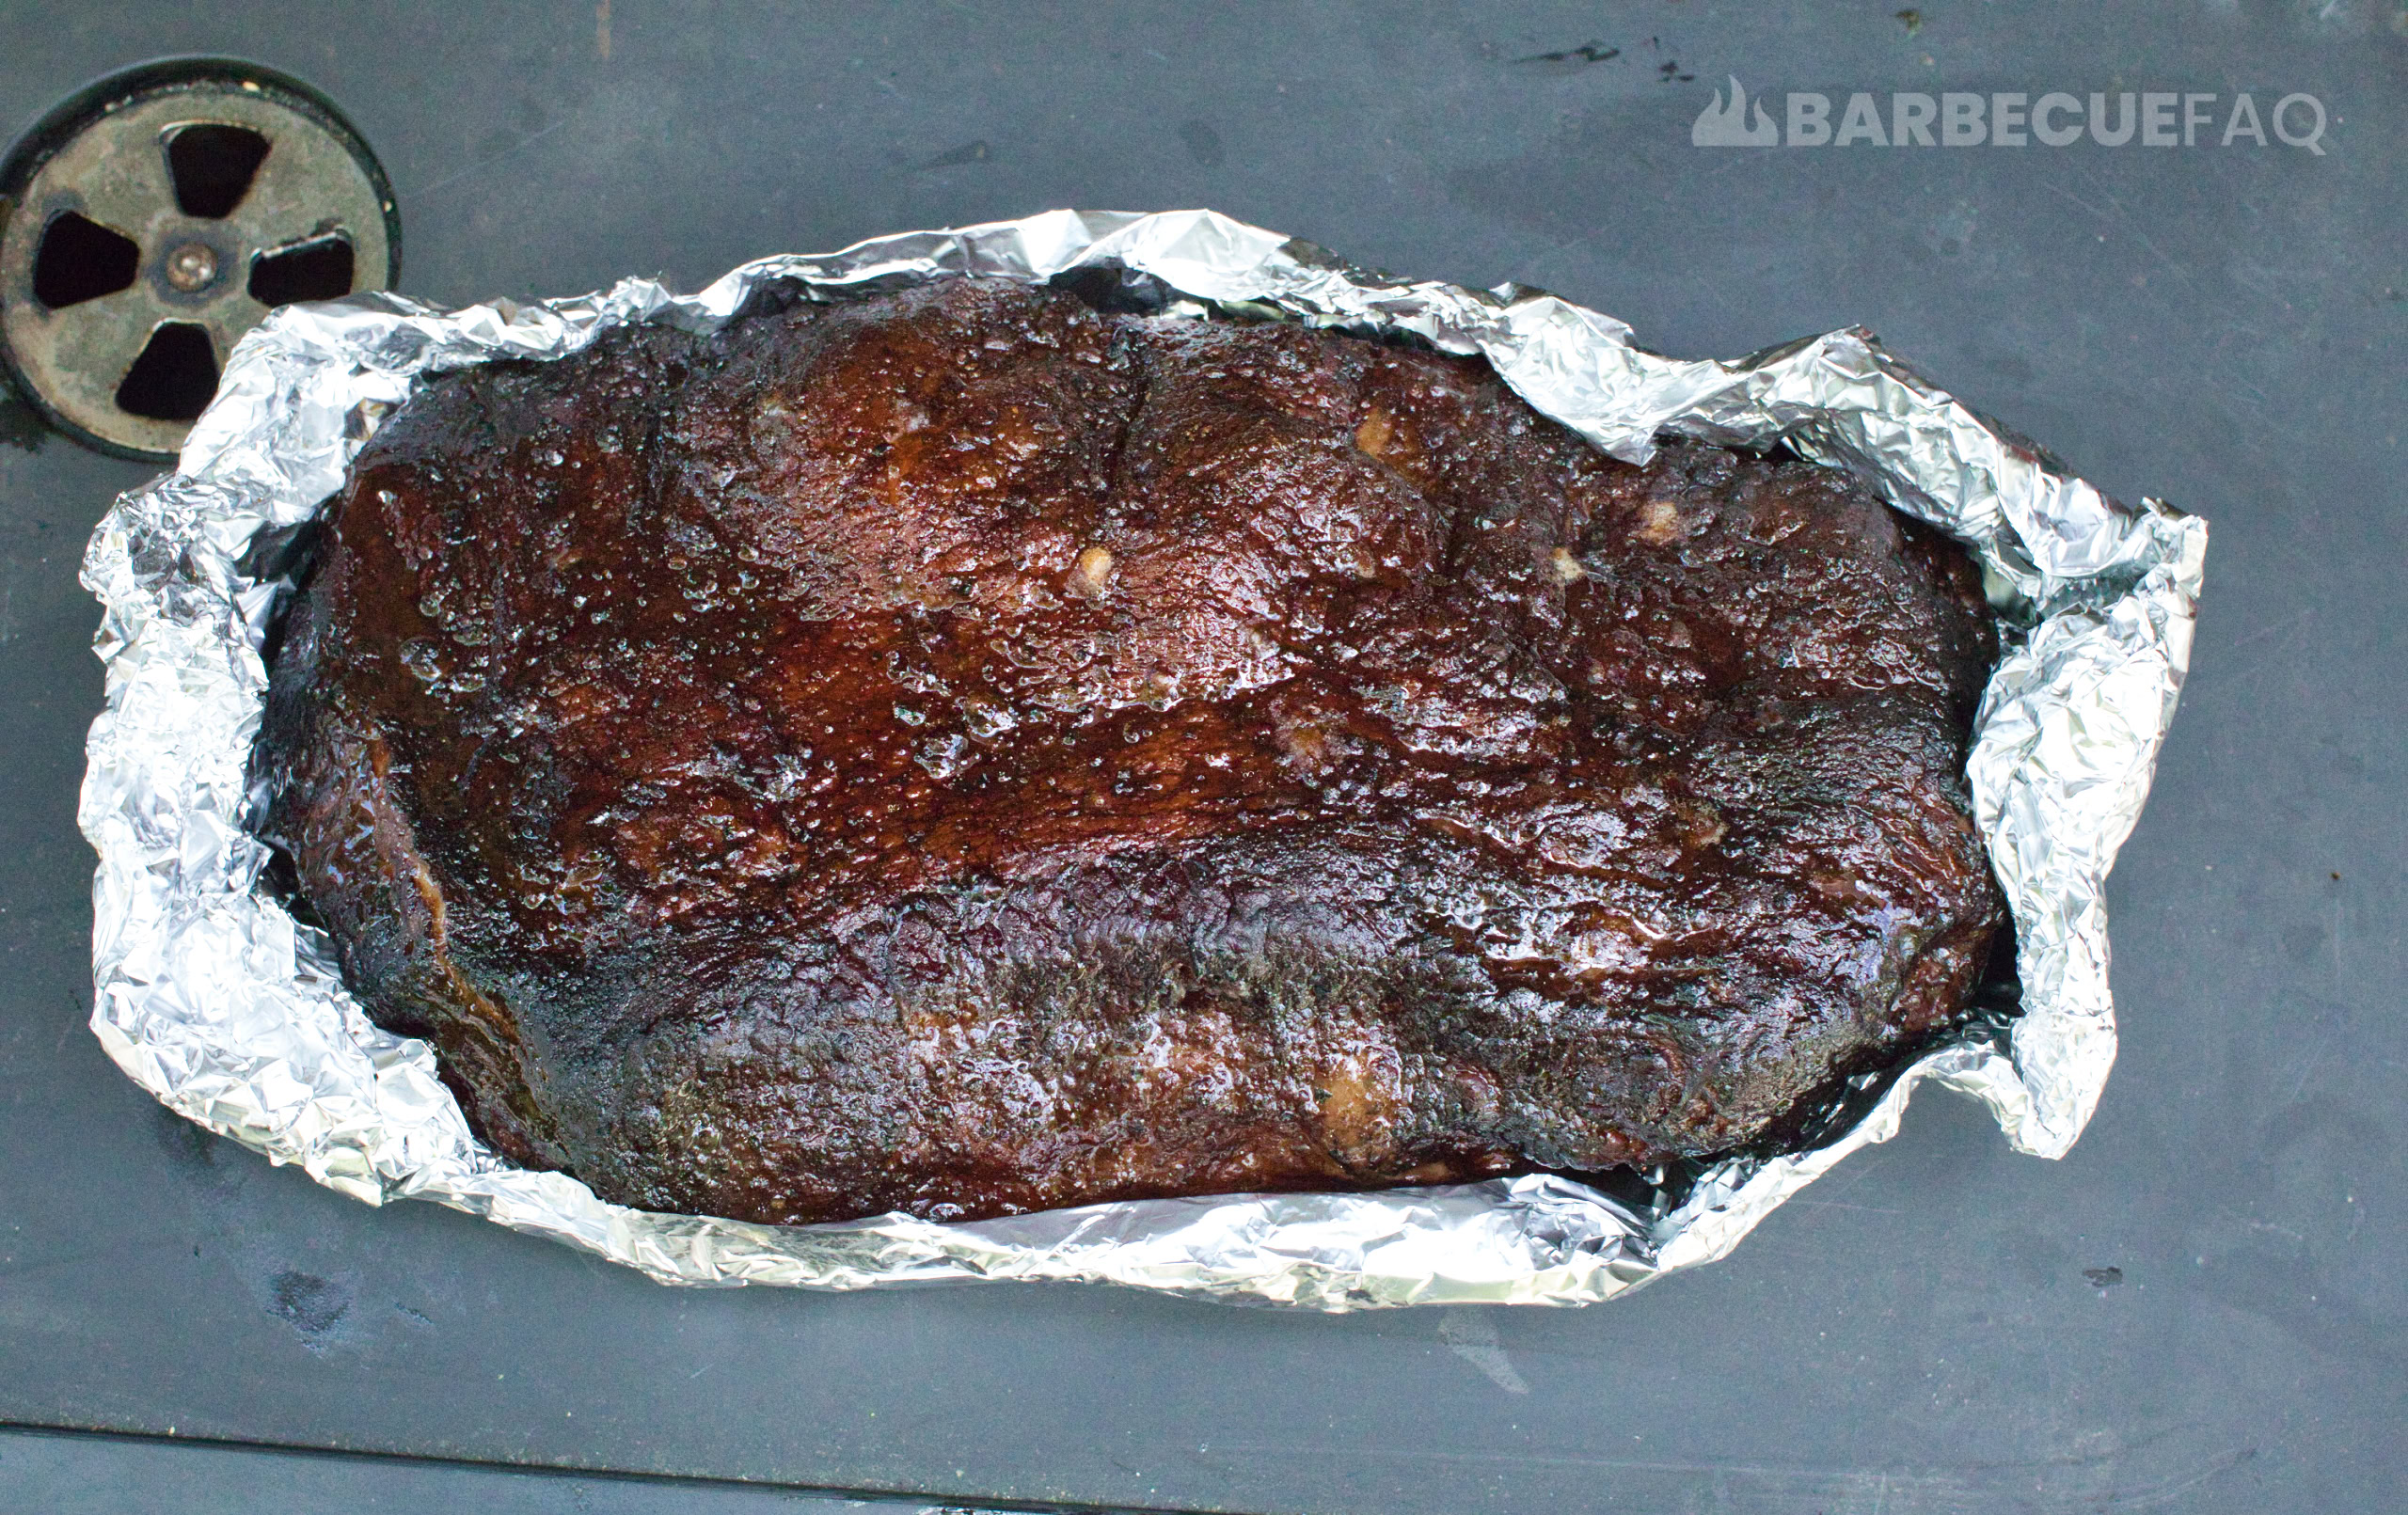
259,276,2004,1227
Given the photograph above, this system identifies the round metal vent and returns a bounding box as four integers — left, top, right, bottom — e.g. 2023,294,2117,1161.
0,57,400,461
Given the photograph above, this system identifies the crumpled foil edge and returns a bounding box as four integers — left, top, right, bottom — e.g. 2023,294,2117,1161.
77,208,2207,1309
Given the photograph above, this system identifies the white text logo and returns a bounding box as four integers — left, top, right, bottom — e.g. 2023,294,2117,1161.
1693,81,2328,155
1691,76,1780,147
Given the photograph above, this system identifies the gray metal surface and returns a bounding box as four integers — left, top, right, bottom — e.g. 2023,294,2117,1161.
0,1428,1022,1515
1,3,2400,1512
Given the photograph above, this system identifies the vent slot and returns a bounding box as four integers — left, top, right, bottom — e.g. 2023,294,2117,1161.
115,324,219,420
31,212,140,308
166,123,272,218
248,235,356,307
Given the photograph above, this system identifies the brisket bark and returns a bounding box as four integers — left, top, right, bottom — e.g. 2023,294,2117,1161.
259,277,2003,1225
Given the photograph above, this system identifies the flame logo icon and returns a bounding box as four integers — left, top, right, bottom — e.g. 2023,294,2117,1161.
1691,75,1780,147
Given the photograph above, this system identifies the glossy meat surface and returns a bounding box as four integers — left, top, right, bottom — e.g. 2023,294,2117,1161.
260,278,2003,1225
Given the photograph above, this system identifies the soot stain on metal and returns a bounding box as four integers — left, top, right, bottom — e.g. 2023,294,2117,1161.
1177,120,1225,167
917,139,992,170
151,1104,223,1173
0,393,46,451
267,1269,354,1339
1513,41,1622,70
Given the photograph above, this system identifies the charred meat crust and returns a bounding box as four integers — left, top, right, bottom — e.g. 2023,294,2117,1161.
258,277,2004,1226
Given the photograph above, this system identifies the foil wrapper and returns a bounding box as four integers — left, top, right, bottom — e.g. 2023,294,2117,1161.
77,209,2206,1309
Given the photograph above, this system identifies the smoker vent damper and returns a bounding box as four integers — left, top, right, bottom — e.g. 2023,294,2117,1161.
0,57,399,461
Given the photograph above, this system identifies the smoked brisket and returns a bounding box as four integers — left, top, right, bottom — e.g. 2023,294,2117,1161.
259,277,2003,1225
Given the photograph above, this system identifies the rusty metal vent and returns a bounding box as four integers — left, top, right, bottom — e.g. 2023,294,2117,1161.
0,57,400,461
